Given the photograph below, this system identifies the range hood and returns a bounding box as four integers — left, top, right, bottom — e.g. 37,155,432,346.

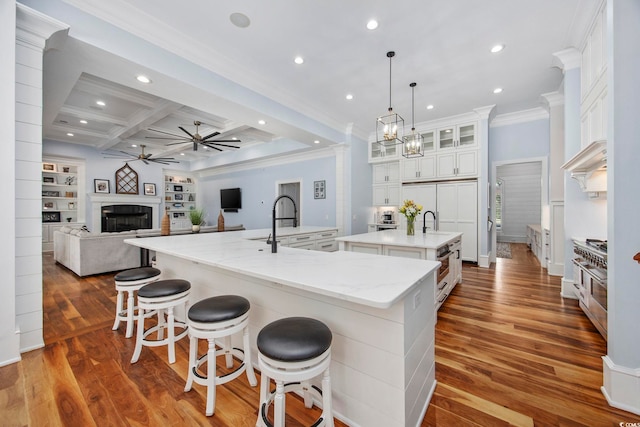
561,140,607,196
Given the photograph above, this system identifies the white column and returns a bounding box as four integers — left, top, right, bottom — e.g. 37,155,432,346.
602,0,640,415
13,5,68,355
474,104,495,268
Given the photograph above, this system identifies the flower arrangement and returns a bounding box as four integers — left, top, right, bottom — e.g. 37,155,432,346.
399,199,422,221
399,199,422,235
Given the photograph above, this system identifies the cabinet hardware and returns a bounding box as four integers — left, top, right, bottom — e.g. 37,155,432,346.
321,244,333,248
438,281,448,291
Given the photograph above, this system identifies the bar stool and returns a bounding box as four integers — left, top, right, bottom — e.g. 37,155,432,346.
256,317,334,427
112,267,161,338
130,279,191,364
184,295,258,416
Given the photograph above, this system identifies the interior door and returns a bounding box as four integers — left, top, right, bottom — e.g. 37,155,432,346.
278,182,300,227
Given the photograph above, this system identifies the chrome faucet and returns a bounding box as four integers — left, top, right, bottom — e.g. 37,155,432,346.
271,195,298,253
423,210,437,233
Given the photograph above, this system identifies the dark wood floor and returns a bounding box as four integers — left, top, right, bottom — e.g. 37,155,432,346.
1,244,639,426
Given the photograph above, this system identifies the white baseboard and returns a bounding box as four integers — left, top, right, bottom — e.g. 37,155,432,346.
0,356,22,367
414,380,437,427
560,277,578,299
478,254,491,268
602,355,640,416
547,262,564,277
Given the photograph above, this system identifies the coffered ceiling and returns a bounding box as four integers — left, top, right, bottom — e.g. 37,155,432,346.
38,0,599,165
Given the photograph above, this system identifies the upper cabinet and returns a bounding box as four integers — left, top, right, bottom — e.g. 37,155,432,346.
369,140,400,162
437,122,477,151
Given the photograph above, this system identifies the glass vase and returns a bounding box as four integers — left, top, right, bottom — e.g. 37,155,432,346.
407,218,415,236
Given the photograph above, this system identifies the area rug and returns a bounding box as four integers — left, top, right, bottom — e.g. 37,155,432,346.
496,242,512,259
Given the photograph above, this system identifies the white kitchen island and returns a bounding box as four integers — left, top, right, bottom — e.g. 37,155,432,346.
126,226,439,427
336,230,463,310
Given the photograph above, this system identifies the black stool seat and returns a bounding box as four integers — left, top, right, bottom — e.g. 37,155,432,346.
138,279,191,299
115,267,161,282
188,295,250,323
257,317,332,362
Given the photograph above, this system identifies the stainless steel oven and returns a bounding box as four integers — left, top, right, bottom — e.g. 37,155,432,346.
572,240,607,339
436,246,451,285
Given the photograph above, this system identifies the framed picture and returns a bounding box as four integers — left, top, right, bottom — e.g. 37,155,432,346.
94,179,110,193
62,166,70,173
314,180,326,199
43,201,56,210
174,193,183,201
173,212,185,218
173,203,183,208
43,176,56,184
42,190,60,197
42,211,61,223
42,162,57,172
144,183,156,196
173,185,183,192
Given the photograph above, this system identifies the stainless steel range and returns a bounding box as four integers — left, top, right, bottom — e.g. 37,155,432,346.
572,239,607,339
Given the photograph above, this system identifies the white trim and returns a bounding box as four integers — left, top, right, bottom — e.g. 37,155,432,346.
552,47,582,71
560,277,578,299
602,355,640,416
198,146,337,178
547,262,565,277
478,254,491,268
540,91,565,109
413,379,437,427
490,108,549,128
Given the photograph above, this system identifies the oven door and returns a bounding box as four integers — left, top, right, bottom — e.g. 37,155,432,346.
585,269,607,334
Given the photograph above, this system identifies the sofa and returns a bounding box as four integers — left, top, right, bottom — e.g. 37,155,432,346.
53,224,244,277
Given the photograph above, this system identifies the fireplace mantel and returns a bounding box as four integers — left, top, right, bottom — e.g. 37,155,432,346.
88,193,161,232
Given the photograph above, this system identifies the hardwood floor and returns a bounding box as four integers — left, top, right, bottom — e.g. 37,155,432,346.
1,246,638,426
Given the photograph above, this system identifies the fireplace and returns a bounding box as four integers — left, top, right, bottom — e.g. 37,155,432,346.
88,193,161,233
102,205,152,232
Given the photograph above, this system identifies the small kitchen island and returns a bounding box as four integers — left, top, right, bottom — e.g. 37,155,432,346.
126,226,439,427
336,230,463,310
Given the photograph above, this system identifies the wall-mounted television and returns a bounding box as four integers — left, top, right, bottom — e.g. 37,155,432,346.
220,187,242,212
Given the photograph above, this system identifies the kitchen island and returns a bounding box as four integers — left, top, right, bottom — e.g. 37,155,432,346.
336,229,463,310
126,226,439,427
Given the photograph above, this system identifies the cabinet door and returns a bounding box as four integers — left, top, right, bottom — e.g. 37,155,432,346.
373,163,389,184
437,127,456,150
401,158,420,181
369,140,399,162
386,161,400,183
457,122,476,148
387,185,400,206
436,153,456,178
456,151,478,177
373,185,389,206
402,184,436,231
418,156,437,179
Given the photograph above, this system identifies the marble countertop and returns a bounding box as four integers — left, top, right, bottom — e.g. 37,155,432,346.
125,226,439,309
335,229,462,249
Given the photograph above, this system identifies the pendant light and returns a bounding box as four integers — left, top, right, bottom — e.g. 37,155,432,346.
403,82,424,158
376,51,404,148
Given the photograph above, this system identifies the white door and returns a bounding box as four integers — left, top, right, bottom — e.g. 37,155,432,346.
278,182,300,227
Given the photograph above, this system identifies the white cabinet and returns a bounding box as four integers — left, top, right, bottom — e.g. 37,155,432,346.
164,173,197,230
373,184,400,206
373,161,400,206
437,182,478,262
281,229,338,252
437,122,476,151
437,150,478,178
401,156,436,181
369,140,400,162
373,161,399,184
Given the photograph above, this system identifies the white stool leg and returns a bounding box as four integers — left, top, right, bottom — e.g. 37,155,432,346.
125,289,135,338
184,335,197,392
258,370,270,423
302,381,313,408
323,368,334,427
243,326,258,386
112,290,123,331
274,380,286,427
206,338,216,416
223,335,233,369
167,306,176,364
131,306,145,363
157,309,166,340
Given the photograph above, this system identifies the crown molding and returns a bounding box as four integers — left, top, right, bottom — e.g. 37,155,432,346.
552,47,581,72
17,3,69,49
490,107,549,128
540,91,565,109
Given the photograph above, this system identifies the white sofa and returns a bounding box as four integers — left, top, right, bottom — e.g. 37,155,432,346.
53,225,244,277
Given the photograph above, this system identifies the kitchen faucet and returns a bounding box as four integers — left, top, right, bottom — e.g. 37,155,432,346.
423,210,437,233
270,195,298,253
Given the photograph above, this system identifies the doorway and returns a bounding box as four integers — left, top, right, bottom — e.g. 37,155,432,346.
276,180,301,227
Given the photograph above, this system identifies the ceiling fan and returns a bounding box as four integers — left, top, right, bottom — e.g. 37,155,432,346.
103,144,179,165
146,120,241,151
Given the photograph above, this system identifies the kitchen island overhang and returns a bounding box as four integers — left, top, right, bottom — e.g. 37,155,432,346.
126,227,439,427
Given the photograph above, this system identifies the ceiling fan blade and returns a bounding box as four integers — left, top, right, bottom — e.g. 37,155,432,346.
147,128,188,138
165,141,191,146
142,159,149,165
151,157,179,162
179,126,195,139
204,139,241,143
203,142,240,149
201,144,223,152
201,131,220,141
145,136,191,141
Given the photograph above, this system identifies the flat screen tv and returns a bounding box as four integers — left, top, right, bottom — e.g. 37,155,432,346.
220,187,242,212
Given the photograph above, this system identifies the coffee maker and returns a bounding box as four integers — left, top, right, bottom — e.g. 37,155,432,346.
381,210,395,224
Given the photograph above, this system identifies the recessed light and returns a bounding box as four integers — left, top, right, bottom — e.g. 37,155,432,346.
96,100,106,106
294,56,304,65
366,19,378,30
426,104,434,110
314,140,320,144
490,44,505,53
232,137,238,140
131,144,137,148
136,75,151,84
493,87,503,94
79,119,88,124
66,133,74,137
230,12,250,28
180,153,185,156
346,94,353,100
446,129,452,133
258,120,266,125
